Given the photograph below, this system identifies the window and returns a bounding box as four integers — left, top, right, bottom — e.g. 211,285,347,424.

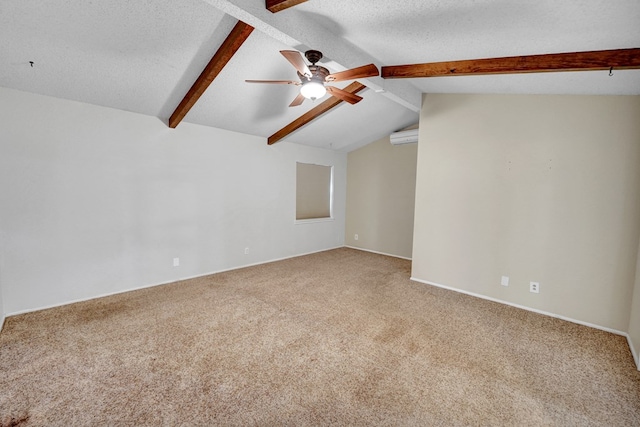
296,162,333,221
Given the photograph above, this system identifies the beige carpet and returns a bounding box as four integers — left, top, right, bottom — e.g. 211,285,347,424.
1,248,639,426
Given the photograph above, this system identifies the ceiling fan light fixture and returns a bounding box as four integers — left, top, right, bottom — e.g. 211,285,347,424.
300,80,326,100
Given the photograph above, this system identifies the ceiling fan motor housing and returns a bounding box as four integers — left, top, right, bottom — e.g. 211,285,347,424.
298,65,329,83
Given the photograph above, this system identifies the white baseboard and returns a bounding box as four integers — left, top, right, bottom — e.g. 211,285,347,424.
6,246,344,318
411,276,639,370
345,245,412,261
0,314,5,333
627,335,640,371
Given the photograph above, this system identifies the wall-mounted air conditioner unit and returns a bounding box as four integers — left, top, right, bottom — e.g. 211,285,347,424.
390,128,419,145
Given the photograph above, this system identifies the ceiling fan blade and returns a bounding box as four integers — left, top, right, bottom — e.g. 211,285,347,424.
289,92,306,107
326,86,363,105
245,79,300,85
269,82,367,145
280,50,312,77
381,48,640,78
326,64,379,82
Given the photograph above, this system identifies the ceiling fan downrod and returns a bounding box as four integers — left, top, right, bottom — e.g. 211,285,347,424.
304,50,323,65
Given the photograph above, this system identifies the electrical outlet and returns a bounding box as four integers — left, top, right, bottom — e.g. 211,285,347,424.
354,234,359,241
501,276,509,287
530,281,540,293
173,257,180,267
244,247,249,255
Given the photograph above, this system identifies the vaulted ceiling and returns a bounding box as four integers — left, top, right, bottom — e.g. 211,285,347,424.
1,0,639,151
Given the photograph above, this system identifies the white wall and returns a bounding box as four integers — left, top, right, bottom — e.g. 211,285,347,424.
412,94,640,333
0,87,346,315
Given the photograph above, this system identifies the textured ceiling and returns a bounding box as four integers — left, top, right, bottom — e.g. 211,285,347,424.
1,0,638,151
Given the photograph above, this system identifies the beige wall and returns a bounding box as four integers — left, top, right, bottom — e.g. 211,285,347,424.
0,274,4,331
412,94,640,332
629,241,640,368
345,133,418,259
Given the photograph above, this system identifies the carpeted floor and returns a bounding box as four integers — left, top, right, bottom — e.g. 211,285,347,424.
1,248,639,426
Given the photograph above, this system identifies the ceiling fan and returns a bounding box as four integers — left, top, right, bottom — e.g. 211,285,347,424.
246,49,379,107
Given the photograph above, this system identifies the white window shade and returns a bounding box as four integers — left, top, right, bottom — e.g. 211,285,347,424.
296,162,332,220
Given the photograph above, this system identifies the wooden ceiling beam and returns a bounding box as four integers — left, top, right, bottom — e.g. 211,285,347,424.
381,48,640,79
169,21,254,128
268,81,366,145
266,0,308,13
